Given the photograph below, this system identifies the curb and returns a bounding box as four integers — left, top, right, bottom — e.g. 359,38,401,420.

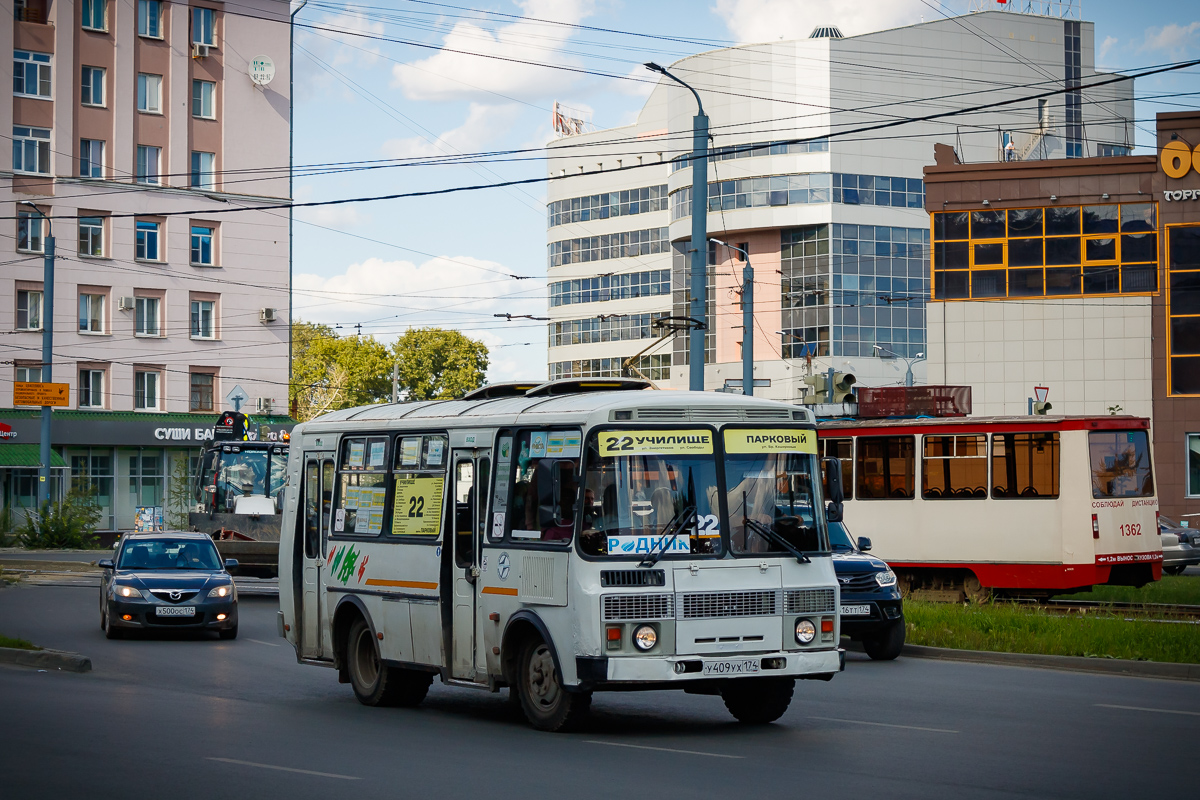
899,643,1200,682
0,646,92,673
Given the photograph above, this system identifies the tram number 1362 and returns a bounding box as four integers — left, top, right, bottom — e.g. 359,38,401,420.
1119,523,1143,537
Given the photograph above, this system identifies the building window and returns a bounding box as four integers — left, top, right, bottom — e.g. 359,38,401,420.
548,355,671,382
1188,434,1200,497
134,370,159,410
192,80,215,118
548,184,668,228
13,126,51,174
136,73,162,113
137,0,162,38
1097,144,1131,158
136,145,161,185
81,66,105,106
190,372,215,412
932,204,1158,301
79,369,105,408
671,137,829,172
79,293,105,333
1064,20,1082,158
548,313,668,347
192,7,215,45
548,269,671,307
135,296,161,336
80,138,105,178
17,290,43,330
1167,224,1200,395
191,226,215,265
135,220,161,260
17,211,44,253
79,216,104,257
190,151,215,189
191,299,215,339
13,51,52,98
16,365,42,383
81,0,107,31
548,227,669,268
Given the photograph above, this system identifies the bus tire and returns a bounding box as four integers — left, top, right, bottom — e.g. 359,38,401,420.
345,618,431,707
862,617,906,661
720,677,795,724
516,638,591,732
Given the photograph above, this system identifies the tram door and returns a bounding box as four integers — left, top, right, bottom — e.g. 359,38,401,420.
450,450,490,680
300,456,334,659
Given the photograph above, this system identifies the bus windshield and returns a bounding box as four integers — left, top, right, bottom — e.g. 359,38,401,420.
580,429,722,558
723,428,828,555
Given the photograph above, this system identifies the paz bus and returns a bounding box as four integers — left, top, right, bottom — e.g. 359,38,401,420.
278,380,847,731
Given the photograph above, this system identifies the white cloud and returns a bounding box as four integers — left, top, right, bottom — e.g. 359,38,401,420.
713,0,928,43
391,0,595,102
293,11,386,101
1140,21,1200,59
381,103,523,159
1098,35,1118,65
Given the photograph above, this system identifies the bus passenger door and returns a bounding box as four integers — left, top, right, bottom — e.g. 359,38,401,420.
450,451,487,680
301,457,333,659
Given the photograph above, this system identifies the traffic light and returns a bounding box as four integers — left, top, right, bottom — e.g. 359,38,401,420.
801,374,827,404
801,372,856,404
831,372,856,403
1033,401,1052,415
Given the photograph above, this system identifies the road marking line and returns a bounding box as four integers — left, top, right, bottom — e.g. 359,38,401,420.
246,638,281,647
207,757,360,780
585,740,744,759
810,716,958,733
1095,704,1200,717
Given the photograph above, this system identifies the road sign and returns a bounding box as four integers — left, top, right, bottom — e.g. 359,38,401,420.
13,382,69,407
1034,386,1049,403
225,384,249,412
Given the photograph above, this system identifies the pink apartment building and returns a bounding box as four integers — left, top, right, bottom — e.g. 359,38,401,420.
2,0,292,530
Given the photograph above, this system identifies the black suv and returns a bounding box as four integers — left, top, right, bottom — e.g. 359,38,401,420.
830,520,905,660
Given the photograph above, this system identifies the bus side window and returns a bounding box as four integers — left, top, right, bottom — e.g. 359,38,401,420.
322,461,335,537
304,461,319,559
508,429,580,543
455,460,475,568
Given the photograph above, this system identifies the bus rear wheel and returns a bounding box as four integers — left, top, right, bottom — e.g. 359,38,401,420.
720,677,795,724
516,638,591,732
346,618,432,707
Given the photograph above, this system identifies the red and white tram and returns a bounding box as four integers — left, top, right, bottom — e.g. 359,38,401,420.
816,415,1162,598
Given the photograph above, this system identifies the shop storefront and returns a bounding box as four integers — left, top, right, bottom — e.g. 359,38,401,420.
0,409,294,532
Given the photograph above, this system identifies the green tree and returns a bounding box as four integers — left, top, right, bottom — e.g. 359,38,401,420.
290,321,394,421
393,328,489,401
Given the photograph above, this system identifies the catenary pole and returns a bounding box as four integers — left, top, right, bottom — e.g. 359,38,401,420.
23,202,54,503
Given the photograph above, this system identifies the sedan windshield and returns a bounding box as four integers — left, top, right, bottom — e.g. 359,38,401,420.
580,429,722,558
118,539,222,570
827,521,856,552
724,428,828,555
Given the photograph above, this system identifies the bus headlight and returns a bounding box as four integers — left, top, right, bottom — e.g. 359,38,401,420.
632,625,657,651
875,570,897,588
795,619,816,644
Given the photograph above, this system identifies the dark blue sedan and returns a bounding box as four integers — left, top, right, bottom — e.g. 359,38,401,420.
830,521,905,660
98,532,239,640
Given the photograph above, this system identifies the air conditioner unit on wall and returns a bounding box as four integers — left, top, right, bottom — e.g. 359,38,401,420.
256,397,273,414
259,308,276,323
118,296,135,311
192,43,210,59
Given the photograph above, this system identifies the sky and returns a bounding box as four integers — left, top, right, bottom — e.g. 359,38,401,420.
288,0,1200,383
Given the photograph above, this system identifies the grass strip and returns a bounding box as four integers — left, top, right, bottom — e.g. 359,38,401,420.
1054,575,1200,606
904,600,1200,665
0,635,40,651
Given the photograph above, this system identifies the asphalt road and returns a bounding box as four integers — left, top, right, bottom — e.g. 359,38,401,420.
0,582,1197,800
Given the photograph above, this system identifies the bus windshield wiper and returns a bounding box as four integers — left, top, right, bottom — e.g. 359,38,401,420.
743,517,811,564
639,505,697,568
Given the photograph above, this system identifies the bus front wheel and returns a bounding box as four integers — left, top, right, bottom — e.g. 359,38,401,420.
346,618,432,707
516,638,591,732
720,677,795,724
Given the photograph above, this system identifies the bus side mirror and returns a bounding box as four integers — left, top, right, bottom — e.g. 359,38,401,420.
857,537,872,552
823,457,844,522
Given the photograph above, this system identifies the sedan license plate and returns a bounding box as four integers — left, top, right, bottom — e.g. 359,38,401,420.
840,604,871,616
155,605,195,617
702,658,760,676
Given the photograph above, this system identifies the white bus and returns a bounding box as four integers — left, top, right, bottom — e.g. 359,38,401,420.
278,380,845,731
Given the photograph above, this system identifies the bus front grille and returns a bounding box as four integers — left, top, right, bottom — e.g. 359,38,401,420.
680,590,777,619
600,569,665,587
784,588,836,614
602,593,674,621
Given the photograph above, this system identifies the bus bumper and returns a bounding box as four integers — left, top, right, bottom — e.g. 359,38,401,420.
584,648,842,685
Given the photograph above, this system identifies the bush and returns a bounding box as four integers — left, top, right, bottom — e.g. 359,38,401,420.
0,504,15,546
18,488,102,549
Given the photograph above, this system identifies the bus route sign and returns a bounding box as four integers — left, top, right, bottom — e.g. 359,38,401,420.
391,476,445,536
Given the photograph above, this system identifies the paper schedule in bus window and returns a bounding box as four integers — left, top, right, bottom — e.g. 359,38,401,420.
348,441,365,467
392,476,445,536
368,441,386,467
399,437,420,467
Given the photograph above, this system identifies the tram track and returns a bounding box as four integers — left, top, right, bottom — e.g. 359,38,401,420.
1012,598,1200,621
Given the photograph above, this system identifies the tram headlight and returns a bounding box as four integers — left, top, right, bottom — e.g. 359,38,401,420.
875,569,897,588
632,625,658,651
795,618,817,644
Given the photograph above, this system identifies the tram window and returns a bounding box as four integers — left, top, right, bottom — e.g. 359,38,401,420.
819,438,853,500
855,436,915,499
991,433,1059,498
1089,430,1154,498
333,436,390,536
922,434,987,499
389,433,448,538
508,429,582,544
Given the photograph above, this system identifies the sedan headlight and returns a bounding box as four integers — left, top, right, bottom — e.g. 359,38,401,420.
114,584,143,600
208,584,236,599
875,569,897,588
795,618,816,644
632,624,657,651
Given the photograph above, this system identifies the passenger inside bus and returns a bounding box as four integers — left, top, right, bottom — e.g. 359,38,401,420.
509,431,581,542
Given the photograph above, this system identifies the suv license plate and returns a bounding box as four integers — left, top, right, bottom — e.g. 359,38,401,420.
841,605,871,616
156,606,195,617
702,658,760,676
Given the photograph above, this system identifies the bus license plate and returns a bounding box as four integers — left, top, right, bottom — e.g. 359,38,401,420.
840,605,871,616
156,606,195,617
702,658,760,676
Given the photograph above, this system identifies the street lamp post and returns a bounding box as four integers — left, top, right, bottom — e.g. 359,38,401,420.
712,239,753,396
873,345,926,386
23,202,55,504
645,62,708,392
